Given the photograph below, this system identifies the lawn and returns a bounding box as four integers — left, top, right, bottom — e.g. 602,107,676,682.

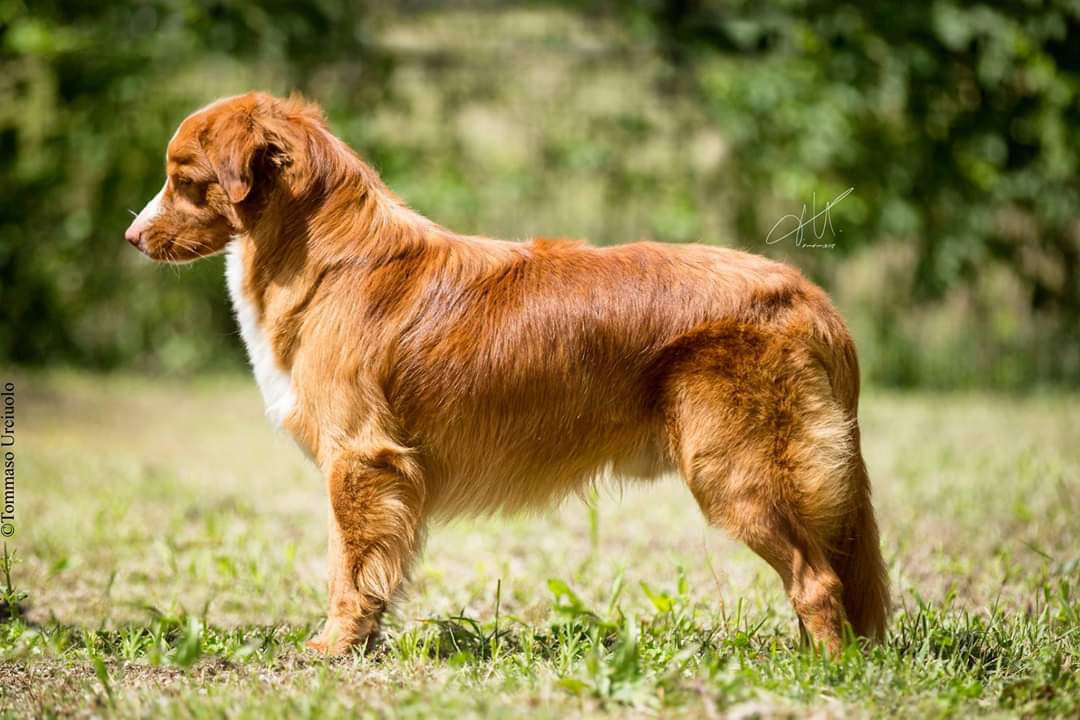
0,372,1077,718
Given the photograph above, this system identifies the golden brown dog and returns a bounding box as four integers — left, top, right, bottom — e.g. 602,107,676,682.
125,92,888,655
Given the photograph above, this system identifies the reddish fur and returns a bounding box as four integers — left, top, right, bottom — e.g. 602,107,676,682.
129,92,889,655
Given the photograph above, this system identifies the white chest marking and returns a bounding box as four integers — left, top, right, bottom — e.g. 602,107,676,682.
226,242,296,428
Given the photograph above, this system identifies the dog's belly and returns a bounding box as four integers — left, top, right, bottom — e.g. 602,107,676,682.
424,440,672,517
411,378,675,516
226,242,296,428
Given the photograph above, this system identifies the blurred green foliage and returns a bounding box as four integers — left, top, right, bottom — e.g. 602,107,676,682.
1,1,1078,386
0,0,392,370
613,0,1080,386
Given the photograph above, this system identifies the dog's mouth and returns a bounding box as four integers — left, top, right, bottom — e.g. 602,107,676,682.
128,228,169,260
132,235,195,264
132,227,227,264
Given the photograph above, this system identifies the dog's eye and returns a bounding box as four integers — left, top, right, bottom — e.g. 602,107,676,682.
174,177,194,187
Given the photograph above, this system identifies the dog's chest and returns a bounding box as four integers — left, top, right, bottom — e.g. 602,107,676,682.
225,243,296,428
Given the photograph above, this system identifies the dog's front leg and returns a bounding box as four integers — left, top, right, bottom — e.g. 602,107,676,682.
307,444,426,656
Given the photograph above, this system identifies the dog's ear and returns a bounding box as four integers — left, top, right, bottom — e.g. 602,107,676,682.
203,110,283,205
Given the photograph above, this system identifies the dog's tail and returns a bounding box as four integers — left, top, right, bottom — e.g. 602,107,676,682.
813,309,890,640
830,450,889,640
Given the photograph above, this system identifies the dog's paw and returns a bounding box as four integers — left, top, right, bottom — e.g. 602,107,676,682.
305,630,356,657
304,637,329,654
305,616,379,657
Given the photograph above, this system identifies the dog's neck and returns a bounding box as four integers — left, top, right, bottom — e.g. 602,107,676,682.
228,130,444,355
240,127,439,278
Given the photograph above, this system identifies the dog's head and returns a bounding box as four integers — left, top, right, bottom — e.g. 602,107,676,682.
125,92,323,262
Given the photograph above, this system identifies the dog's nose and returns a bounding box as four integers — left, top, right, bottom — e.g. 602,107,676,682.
124,220,145,249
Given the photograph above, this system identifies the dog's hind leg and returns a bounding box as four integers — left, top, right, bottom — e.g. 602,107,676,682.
660,325,866,652
307,441,426,656
688,477,849,653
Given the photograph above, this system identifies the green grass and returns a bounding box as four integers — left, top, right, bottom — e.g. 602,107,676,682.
0,372,1077,718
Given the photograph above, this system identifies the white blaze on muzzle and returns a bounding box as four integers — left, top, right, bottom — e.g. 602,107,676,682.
125,180,166,246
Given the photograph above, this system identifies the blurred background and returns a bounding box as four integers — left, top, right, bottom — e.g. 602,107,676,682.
2,0,1078,388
